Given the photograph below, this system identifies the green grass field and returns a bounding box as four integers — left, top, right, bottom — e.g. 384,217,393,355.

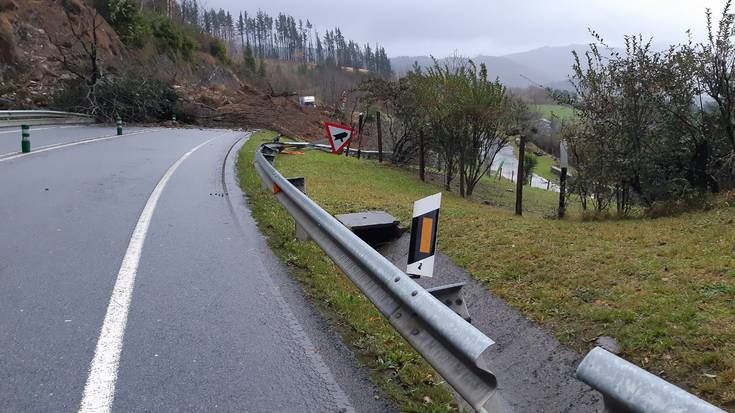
239,131,735,410
533,104,577,120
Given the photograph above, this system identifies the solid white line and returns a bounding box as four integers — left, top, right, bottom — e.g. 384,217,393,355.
78,136,218,413
0,130,153,162
0,125,82,134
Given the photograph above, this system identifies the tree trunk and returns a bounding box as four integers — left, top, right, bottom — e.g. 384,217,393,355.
515,135,526,216
419,129,426,182
459,150,466,198
376,111,383,163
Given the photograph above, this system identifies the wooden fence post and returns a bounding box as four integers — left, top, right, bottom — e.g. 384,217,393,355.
515,134,526,216
376,111,383,163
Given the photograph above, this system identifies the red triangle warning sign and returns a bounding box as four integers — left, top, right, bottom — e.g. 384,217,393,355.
324,122,354,154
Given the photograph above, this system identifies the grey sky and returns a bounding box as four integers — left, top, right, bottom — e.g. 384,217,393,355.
199,0,727,57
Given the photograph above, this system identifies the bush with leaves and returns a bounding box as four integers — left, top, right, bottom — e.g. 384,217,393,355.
208,39,230,65
146,15,196,60
361,58,520,197
92,0,146,46
523,153,538,184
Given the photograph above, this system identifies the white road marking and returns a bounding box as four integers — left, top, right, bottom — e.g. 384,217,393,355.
78,136,220,413
0,130,153,162
0,125,83,134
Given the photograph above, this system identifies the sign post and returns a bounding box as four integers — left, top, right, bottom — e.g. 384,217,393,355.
419,128,426,181
356,112,365,159
407,193,441,278
324,122,354,154
376,111,383,163
558,140,569,219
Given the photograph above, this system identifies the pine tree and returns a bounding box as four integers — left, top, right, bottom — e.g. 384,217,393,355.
257,59,267,78
243,43,256,72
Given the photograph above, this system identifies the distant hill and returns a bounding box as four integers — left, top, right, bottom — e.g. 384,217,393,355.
391,44,605,90
390,54,552,88
502,45,589,84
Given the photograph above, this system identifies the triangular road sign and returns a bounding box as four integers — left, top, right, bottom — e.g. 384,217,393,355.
324,122,354,154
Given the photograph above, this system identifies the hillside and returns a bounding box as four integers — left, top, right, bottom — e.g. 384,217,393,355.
0,0,361,140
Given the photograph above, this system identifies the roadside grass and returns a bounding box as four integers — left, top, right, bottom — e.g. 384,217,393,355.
240,131,735,409
532,103,577,120
472,173,564,217
237,131,461,412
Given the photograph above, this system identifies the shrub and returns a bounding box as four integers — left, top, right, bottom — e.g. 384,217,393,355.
208,39,230,65
523,153,538,184
93,0,145,46
146,15,196,60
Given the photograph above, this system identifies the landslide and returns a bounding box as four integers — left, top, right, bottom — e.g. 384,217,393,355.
0,0,326,140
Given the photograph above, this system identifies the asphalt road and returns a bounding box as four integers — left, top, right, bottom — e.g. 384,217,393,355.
0,126,392,412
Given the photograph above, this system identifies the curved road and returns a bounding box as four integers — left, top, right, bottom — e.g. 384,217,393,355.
0,126,391,412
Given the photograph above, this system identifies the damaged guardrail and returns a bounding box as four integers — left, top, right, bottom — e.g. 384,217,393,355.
577,347,725,413
254,142,510,413
255,141,726,413
0,110,94,128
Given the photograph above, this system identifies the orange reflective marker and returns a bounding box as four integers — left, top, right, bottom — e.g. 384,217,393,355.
407,193,441,278
272,183,281,194
419,217,434,254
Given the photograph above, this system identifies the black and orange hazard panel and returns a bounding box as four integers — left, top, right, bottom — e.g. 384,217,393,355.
407,193,441,278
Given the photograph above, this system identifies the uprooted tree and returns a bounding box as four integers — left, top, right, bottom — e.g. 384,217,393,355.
48,0,104,113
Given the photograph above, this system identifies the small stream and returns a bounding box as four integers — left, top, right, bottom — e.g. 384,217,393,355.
491,146,560,192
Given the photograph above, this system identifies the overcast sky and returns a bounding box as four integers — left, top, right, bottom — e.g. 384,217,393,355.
199,0,727,57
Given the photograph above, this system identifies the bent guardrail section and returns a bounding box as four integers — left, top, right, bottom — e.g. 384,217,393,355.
577,347,725,413
0,110,94,127
277,140,393,161
253,142,510,413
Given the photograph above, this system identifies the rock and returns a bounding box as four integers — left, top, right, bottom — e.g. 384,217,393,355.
595,336,621,355
0,0,17,12
0,15,18,65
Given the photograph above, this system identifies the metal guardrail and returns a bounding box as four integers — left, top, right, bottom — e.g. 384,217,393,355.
255,141,727,413
577,347,725,413
254,142,510,413
281,140,393,160
0,110,94,127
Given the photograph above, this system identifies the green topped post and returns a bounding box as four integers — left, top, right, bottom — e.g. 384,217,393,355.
21,124,30,153
116,116,123,136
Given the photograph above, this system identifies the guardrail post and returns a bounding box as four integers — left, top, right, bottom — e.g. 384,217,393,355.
286,177,310,241
21,124,30,153
116,116,123,136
